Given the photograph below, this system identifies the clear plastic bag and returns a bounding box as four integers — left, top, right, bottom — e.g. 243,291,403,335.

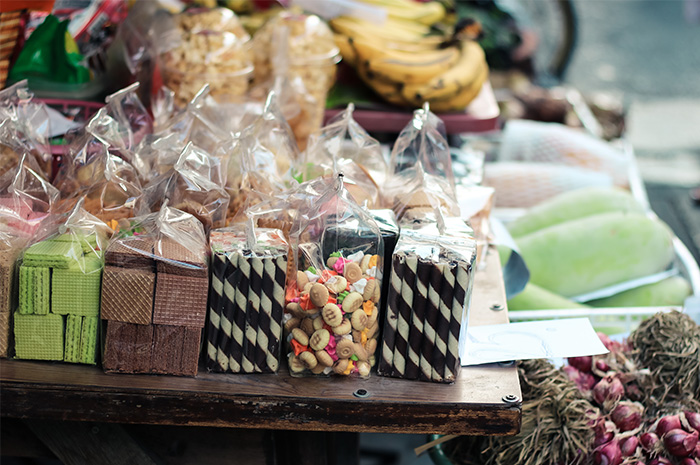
137,142,230,233
14,200,111,365
385,104,460,219
285,175,384,378
101,205,208,376
300,103,387,208
377,216,477,383
206,223,289,374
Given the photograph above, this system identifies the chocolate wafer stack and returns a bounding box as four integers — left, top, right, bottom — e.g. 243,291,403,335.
101,234,208,377
0,244,22,358
205,227,288,374
377,220,476,383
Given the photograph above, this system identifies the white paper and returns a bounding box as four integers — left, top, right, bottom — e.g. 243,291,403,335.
46,106,83,138
462,318,608,366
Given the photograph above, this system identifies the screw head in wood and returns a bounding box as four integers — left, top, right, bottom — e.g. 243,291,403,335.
502,394,519,404
490,303,503,311
354,389,370,398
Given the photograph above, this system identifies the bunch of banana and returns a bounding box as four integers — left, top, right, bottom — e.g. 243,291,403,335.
356,0,446,26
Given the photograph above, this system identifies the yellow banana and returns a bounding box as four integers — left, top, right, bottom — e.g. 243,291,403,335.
401,40,486,104
428,60,489,112
354,0,446,26
334,34,357,67
330,16,423,42
354,54,410,107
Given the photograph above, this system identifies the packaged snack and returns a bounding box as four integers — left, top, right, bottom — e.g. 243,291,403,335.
137,142,230,233
206,224,288,373
384,104,460,219
101,205,208,376
163,8,252,107
285,175,383,378
299,104,387,208
100,82,153,151
377,216,477,383
13,201,111,364
252,12,339,150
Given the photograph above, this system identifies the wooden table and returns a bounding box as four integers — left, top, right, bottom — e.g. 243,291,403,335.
1,247,520,464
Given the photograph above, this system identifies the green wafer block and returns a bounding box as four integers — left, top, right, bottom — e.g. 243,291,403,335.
14,312,64,360
51,268,102,317
18,265,33,315
80,316,98,365
53,233,101,254
64,315,83,363
33,267,50,316
23,240,82,269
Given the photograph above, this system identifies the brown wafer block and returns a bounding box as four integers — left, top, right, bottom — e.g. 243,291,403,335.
101,266,155,325
0,248,20,315
105,237,155,270
181,326,202,377
0,311,10,358
151,324,184,375
154,238,207,278
103,321,154,374
153,273,208,327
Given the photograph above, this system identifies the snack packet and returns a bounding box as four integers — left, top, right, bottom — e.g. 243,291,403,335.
285,175,384,378
13,200,111,365
206,223,288,373
101,205,208,376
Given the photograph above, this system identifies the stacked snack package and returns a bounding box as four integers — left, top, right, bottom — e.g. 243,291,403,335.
0,228,28,358
100,206,208,376
161,7,253,107
299,104,387,209
0,81,52,179
13,201,111,364
137,142,230,234
252,12,339,150
285,175,383,378
206,223,288,373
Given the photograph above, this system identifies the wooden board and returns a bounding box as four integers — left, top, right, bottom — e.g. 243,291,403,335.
0,247,520,436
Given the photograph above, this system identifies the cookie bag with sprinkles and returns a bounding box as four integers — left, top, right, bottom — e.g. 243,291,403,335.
285,174,384,378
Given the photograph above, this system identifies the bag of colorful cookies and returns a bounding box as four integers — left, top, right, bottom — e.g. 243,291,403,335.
285,175,384,378
299,103,387,208
13,200,111,365
384,103,460,220
206,222,288,374
101,205,209,376
137,142,229,234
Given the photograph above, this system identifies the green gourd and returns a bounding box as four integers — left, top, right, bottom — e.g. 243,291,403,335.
508,283,590,311
586,276,692,308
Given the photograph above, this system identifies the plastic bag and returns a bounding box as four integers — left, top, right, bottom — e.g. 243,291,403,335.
101,82,153,150
137,142,230,233
284,175,384,378
385,104,460,219
377,216,477,383
299,103,387,208
13,200,110,365
206,223,288,374
101,205,208,376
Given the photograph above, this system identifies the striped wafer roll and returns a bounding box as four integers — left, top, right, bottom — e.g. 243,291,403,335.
243,256,263,373
445,263,470,382
216,252,239,372
432,262,455,382
391,253,415,379
256,256,274,373
404,256,427,380
378,254,404,376
418,262,443,381
206,251,228,370
270,255,286,371
231,252,250,372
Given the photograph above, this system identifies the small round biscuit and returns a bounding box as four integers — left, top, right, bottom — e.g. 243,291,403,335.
366,338,378,356
360,255,371,272
357,361,371,378
351,309,368,331
289,355,305,373
284,317,301,333
296,270,309,291
372,281,381,303
304,282,314,293
366,323,379,339
354,342,368,361
333,319,352,336
312,316,325,331
369,355,376,367
341,292,363,312
310,363,326,375
316,350,334,367
300,318,314,336
336,339,354,359
327,256,339,268
309,283,330,307
299,351,318,369
310,329,330,351
326,276,347,294
333,358,349,374
367,308,378,327
343,262,362,283
286,302,305,318
322,303,343,327
362,279,376,301
292,328,309,346
352,330,363,343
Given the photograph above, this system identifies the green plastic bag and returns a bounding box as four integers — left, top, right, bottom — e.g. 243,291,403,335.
9,15,90,85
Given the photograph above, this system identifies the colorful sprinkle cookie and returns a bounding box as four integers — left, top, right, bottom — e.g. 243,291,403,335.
284,250,382,378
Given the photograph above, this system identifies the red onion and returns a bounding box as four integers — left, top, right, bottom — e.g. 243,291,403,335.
648,459,672,465
563,365,597,391
611,401,644,432
569,356,593,373
683,411,700,433
679,459,698,465
640,432,660,452
593,376,625,405
594,438,623,465
596,359,611,372
656,415,682,437
597,332,614,349
621,436,639,456
594,420,618,447
625,384,644,402
663,429,698,457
